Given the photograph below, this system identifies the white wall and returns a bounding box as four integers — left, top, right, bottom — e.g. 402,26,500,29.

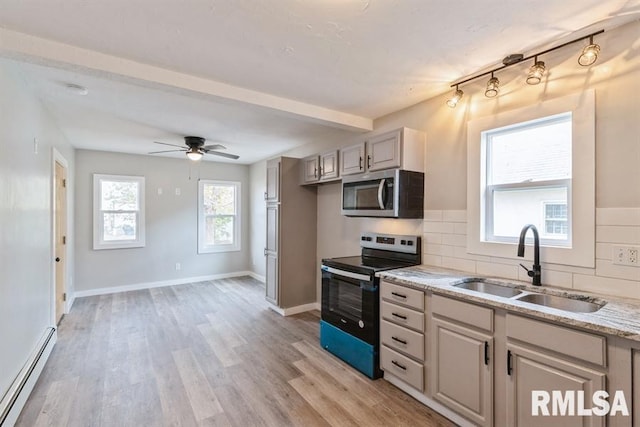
374,19,640,297
249,19,640,301
74,150,251,293
0,60,75,400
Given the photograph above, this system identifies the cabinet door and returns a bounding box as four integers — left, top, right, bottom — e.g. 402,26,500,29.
432,317,493,427
265,253,278,304
265,205,279,304
302,155,319,184
319,150,339,180
506,343,606,427
265,159,280,202
367,130,401,171
340,142,365,175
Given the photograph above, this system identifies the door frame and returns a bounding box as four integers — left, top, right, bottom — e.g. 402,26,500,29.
51,148,70,325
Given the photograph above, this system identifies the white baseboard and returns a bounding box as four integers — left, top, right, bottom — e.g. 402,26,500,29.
384,373,473,427
73,271,257,298
248,272,266,283
268,301,320,316
0,327,57,426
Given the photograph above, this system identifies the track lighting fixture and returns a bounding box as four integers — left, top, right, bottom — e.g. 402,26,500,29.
578,35,601,66
446,85,464,108
186,148,203,161
526,57,546,85
445,29,603,108
485,73,499,98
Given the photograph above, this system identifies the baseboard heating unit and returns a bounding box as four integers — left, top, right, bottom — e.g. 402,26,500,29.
0,327,56,427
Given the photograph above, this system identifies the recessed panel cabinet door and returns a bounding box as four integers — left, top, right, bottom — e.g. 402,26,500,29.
340,142,365,175
432,317,493,427
265,253,278,304
302,155,319,183
319,150,339,180
265,160,280,202
367,130,401,171
506,343,605,427
265,204,279,304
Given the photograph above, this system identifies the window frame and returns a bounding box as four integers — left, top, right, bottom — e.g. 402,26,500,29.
198,179,241,254
93,174,145,250
542,201,569,238
467,90,595,268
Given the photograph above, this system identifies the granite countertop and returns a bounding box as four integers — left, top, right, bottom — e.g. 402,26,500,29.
378,265,640,343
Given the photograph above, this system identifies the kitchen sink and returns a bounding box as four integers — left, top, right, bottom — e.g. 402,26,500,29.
453,279,523,298
515,293,605,313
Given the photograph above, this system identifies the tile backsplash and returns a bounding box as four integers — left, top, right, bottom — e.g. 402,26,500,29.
422,208,640,299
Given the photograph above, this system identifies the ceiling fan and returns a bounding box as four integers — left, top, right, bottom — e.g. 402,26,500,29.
149,136,239,161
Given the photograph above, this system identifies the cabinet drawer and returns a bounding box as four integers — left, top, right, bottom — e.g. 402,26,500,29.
381,345,424,391
381,300,424,332
381,320,424,361
506,314,606,367
432,294,493,332
381,281,424,310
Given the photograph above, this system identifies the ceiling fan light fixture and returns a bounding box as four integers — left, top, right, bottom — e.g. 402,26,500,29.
186,148,203,161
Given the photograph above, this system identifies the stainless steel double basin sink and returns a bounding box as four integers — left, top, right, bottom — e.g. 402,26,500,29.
452,278,606,313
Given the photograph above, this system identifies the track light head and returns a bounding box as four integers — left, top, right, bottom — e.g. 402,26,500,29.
578,37,600,66
526,58,546,85
446,87,464,108
485,74,499,98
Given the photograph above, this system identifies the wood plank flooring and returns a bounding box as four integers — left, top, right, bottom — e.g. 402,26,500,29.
16,277,455,427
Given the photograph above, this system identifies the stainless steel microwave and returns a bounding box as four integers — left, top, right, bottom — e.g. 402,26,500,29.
341,169,424,218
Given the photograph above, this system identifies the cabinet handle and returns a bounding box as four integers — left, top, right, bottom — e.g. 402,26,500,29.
264,248,267,256
391,336,407,345
367,155,372,169
484,341,489,365
391,312,407,320
264,191,267,200
359,156,363,170
314,167,318,178
391,360,407,371
391,292,407,299
319,166,323,177
507,350,513,375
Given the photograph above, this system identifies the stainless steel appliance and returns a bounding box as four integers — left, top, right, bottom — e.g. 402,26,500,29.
320,232,421,378
341,169,424,218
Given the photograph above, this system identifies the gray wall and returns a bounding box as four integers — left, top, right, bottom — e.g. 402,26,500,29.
74,150,251,292
0,60,75,399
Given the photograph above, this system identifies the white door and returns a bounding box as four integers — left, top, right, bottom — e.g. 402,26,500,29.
340,142,365,175
368,130,401,171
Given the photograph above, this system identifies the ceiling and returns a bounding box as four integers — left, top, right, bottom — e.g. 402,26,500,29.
0,0,638,164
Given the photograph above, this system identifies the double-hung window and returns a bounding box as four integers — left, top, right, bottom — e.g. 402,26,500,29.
93,174,145,250
198,180,241,253
484,113,572,246
467,91,595,268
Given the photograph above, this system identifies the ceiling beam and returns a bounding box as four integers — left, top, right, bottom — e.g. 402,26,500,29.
0,27,373,132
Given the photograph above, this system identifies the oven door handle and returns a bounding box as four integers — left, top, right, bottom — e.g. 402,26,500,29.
321,265,370,282
377,179,386,209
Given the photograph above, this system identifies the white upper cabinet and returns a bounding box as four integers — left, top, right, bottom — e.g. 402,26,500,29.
301,150,339,184
340,128,425,176
265,159,280,202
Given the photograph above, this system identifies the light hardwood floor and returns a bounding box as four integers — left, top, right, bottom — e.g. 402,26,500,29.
17,277,455,427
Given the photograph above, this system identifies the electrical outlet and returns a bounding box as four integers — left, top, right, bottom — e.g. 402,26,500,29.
157,187,163,195
175,188,181,196
612,245,640,266
175,262,181,271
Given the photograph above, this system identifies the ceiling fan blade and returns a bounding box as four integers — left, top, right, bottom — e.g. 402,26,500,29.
203,144,226,151
154,141,185,148
206,151,240,160
148,149,187,154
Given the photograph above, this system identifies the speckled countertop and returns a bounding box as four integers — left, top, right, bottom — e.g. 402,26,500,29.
378,265,640,343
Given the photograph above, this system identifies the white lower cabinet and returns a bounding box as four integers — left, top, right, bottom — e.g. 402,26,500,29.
378,280,634,427
379,280,425,392
506,343,605,427
431,296,494,427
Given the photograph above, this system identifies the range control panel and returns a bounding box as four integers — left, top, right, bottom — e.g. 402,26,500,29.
360,232,420,254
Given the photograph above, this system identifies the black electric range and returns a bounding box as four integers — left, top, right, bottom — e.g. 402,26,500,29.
320,232,421,379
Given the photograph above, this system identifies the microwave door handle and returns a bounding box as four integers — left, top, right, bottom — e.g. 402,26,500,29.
377,179,386,209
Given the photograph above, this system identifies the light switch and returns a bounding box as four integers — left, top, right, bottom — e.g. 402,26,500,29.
175,188,181,196
157,188,163,195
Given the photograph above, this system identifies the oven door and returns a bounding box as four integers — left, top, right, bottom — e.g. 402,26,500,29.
321,265,378,344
